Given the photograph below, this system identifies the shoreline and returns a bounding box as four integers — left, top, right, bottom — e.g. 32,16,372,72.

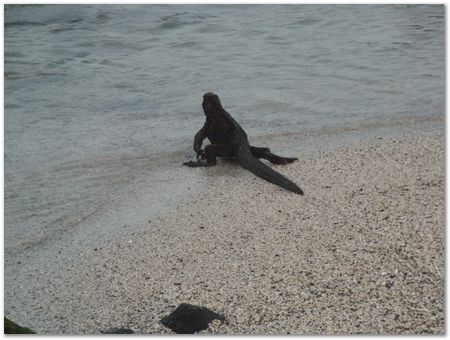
4,114,443,257
4,121,444,334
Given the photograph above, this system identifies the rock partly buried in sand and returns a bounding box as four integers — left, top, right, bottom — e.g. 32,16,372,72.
4,317,35,334
160,303,224,334
101,327,134,334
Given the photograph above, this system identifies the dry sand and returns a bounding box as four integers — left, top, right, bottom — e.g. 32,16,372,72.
7,132,445,334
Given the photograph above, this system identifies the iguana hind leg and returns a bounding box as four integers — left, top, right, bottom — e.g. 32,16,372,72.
250,146,298,165
183,144,233,167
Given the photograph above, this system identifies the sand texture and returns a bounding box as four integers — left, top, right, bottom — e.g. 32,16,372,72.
8,133,444,334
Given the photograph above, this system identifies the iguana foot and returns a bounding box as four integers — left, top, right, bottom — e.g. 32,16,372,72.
269,155,298,165
183,160,200,167
282,157,298,164
183,159,217,167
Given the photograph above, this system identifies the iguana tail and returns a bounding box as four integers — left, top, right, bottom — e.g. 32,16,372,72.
237,148,304,195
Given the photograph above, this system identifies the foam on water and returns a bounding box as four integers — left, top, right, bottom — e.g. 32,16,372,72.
4,5,444,258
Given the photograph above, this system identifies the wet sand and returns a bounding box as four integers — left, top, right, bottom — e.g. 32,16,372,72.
7,130,443,334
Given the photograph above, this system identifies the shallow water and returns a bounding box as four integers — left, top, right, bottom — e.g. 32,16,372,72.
4,5,444,256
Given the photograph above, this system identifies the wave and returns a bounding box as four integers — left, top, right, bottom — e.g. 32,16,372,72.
5,20,45,27
157,11,207,30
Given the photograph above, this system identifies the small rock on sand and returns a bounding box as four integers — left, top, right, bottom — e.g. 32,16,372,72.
160,303,225,334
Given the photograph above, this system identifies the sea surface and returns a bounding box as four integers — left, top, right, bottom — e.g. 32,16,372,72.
4,5,444,258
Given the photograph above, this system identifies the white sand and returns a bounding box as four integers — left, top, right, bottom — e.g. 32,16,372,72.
5,131,444,334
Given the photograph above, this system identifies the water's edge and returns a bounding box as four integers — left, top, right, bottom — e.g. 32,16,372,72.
5,114,443,274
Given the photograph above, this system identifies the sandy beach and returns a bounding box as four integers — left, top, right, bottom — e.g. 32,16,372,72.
6,128,443,335
4,4,445,335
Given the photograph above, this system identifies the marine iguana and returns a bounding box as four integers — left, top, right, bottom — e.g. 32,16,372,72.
183,92,304,195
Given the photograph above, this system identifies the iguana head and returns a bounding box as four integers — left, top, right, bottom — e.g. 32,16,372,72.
202,92,224,116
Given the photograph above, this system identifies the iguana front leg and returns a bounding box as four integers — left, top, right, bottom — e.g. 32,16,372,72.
193,125,207,159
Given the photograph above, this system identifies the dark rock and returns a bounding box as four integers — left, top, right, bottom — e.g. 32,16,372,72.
160,303,224,334
4,317,35,334
101,327,134,334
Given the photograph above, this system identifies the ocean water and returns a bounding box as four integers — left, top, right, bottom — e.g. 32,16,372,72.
4,5,444,257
